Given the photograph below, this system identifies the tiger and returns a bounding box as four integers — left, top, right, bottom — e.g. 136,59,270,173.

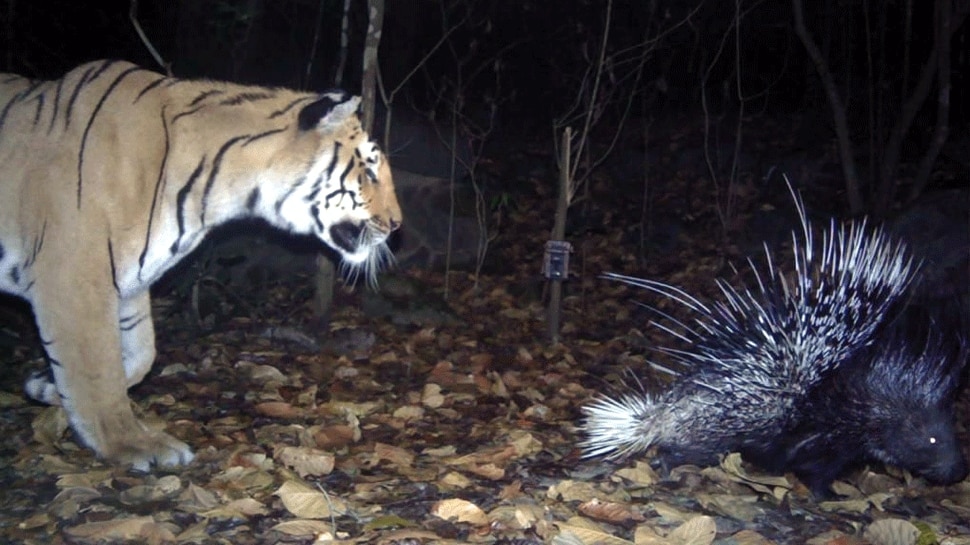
0,59,402,470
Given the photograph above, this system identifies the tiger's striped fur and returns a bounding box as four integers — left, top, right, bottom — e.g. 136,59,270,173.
0,60,401,470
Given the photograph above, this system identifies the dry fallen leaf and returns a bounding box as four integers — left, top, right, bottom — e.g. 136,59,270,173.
374,442,416,468
0,391,26,408
63,516,176,544
276,445,335,477
487,502,545,530
723,529,774,544
212,465,275,492
118,474,183,507
255,401,304,419
312,423,360,450
717,453,790,498
556,519,632,545
271,519,334,537
31,406,69,446
55,470,112,489
863,519,920,545
177,482,221,513
201,497,270,519
547,480,603,503
241,361,289,382
666,515,717,545
446,430,541,471
374,528,442,545
421,383,445,408
463,462,505,480
392,405,425,420
431,498,489,526
276,479,346,519
578,498,645,524
614,461,659,486
439,471,473,489
633,523,666,545
319,400,380,417
694,493,765,522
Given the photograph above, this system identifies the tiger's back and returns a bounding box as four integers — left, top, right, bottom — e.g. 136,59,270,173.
0,60,401,469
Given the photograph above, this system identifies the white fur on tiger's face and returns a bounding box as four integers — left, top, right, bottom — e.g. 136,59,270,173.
0,60,402,470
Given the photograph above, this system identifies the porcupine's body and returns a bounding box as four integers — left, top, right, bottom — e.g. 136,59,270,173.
582,194,968,498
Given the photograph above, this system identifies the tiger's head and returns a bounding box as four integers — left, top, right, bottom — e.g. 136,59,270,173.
271,91,402,285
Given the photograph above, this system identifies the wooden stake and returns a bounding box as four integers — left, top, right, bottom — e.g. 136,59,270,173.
548,128,572,344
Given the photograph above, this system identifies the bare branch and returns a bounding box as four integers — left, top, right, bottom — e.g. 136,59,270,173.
907,0,961,203
129,0,169,75
338,0,352,86
302,0,328,89
792,0,862,212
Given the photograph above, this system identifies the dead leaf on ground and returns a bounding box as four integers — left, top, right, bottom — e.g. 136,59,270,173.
276,479,347,519
431,498,489,526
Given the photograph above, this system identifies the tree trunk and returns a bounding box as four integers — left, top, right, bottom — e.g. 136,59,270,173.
792,0,864,214
313,0,386,319
361,0,385,133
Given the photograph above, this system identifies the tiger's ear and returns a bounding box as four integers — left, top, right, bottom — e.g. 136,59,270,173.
298,92,362,132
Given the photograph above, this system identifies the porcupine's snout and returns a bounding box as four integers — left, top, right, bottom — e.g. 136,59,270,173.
926,444,969,486
861,332,969,488
895,406,969,485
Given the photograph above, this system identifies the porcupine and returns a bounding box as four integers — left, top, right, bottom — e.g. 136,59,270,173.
581,191,968,498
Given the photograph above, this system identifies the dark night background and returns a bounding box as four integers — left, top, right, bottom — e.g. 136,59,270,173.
6,1,968,122
3,0,968,207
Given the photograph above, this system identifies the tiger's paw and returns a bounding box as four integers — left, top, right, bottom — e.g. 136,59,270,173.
99,427,195,472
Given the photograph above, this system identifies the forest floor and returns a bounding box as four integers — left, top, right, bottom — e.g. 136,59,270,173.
0,114,968,544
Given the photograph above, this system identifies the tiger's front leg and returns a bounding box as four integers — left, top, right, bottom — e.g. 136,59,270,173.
119,292,158,389
30,256,193,471
25,291,158,403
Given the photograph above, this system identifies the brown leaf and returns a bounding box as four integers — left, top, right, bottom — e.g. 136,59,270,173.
421,383,446,408
374,442,416,468
464,462,505,480
578,498,645,524
667,515,717,545
275,479,346,519
556,522,632,545
391,405,425,421
431,498,489,526
254,401,303,419
119,475,183,506
31,406,69,447
201,498,270,519
312,424,358,450
176,483,221,513
63,516,176,544
271,519,333,537
275,446,335,478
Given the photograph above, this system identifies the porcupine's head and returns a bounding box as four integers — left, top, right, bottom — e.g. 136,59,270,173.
856,333,968,485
